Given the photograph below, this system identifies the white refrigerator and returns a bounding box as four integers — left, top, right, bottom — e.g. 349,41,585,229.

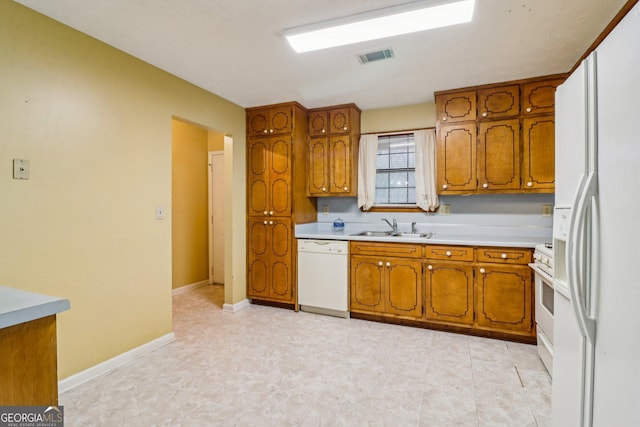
552,3,640,426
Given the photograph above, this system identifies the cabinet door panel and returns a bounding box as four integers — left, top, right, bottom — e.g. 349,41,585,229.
476,265,533,333
308,110,328,137
478,119,520,191
350,256,385,312
247,219,269,297
478,85,520,119
436,91,477,123
329,107,351,134
522,79,563,115
523,116,555,190
329,135,351,193
308,138,328,195
437,123,477,192
386,259,422,318
270,219,292,300
269,137,292,215
269,106,292,135
247,110,269,137
425,262,474,325
247,139,268,216
271,261,291,298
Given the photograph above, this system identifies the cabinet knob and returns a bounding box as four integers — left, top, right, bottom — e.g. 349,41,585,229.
343,187,348,191
269,211,274,215
480,268,486,274
263,211,268,215
263,220,267,225
526,107,532,113
263,130,268,134
269,129,274,133
269,221,273,225
482,183,488,189
446,251,452,257
442,184,448,190
442,116,448,121
322,129,326,134
378,261,383,266
322,187,327,192
386,262,391,267
343,126,348,131
527,182,533,187
427,265,433,270
482,112,488,117
501,253,508,259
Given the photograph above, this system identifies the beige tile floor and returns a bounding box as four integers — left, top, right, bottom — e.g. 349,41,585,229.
60,284,552,426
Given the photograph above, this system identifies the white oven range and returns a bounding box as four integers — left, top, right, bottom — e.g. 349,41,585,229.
530,243,554,376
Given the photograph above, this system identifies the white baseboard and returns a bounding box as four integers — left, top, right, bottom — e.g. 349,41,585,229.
222,299,250,313
58,332,175,393
172,280,209,296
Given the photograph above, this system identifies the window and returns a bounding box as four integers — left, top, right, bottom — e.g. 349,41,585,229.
374,133,416,205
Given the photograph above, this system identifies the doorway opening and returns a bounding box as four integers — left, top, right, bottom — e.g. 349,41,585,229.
171,118,228,298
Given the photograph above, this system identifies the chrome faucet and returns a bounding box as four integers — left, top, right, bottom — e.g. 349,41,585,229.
382,218,398,233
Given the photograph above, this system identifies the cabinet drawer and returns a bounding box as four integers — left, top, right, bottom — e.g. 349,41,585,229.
425,245,474,261
477,247,532,265
349,241,422,259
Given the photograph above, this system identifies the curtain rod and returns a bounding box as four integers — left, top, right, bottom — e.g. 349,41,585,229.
361,126,435,136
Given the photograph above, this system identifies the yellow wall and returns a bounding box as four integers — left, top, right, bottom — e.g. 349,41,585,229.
361,102,436,133
0,1,246,378
171,120,209,289
208,132,225,152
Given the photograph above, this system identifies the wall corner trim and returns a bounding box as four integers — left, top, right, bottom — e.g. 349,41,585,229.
222,299,250,313
58,332,176,393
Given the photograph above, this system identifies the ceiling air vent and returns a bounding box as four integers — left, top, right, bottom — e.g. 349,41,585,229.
357,48,394,64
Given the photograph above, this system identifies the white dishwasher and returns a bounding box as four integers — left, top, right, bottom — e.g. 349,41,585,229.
297,239,349,318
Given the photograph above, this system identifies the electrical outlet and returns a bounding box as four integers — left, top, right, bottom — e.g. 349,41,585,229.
542,205,553,217
322,205,329,215
439,204,451,216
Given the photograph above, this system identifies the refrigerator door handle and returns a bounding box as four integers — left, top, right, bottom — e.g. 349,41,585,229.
569,171,597,344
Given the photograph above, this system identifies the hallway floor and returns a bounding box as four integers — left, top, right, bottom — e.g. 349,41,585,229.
60,285,552,426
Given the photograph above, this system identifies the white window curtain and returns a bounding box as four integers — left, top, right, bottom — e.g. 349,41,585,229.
414,129,440,212
357,134,378,211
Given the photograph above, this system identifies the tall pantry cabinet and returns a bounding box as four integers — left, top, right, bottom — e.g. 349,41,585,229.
246,102,317,305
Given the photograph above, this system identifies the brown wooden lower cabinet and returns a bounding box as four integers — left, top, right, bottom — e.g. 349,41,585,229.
247,217,294,303
0,315,59,405
476,263,533,334
424,261,474,326
349,241,535,342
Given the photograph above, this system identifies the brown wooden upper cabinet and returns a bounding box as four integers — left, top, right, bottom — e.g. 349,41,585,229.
436,90,476,123
247,105,293,137
247,136,292,217
477,85,520,120
435,74,566,195
307,104,360,197
522,79,564,115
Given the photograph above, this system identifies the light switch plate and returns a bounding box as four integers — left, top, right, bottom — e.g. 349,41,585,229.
542,204,553,217
13,159,30,180
155,206,165,220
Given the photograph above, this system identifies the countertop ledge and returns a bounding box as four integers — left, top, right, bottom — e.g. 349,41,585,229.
295,222,552,248
0,286,70,330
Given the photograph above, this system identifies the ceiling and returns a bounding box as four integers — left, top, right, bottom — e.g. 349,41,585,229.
16,0,628,110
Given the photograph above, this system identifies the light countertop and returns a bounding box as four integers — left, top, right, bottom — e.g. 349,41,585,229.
0,286,70,329
295,222,552,248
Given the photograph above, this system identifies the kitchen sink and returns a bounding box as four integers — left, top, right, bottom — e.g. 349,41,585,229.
394,232,434,239
351,231,434,239
351,230,393,237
